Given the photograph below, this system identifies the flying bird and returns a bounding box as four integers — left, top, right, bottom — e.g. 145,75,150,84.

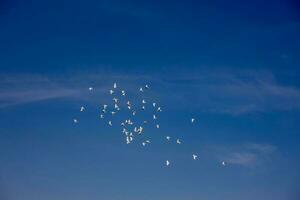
222,161,226,166
108,121,112,126
113,83,117,89
109,89,114,95
176,139,181,144
139,87,144,92
113,98,118,103
166,160,170,166
191,118,195,123
121,90,126,96
73,119,78,123
80,106,85,112
166,136,171,140
88,87,93,91
192,154,198,160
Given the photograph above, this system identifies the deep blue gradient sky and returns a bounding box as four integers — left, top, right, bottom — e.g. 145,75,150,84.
0,0,300,199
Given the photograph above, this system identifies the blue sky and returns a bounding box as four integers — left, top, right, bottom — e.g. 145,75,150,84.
0,0,300,199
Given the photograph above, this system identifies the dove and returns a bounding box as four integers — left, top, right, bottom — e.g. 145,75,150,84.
166,160,170,166
88,87,93,91
176,139,181,144
113,83,117,89
73,119,78,123
191,118,195,123
113,98,118,103
108,121,112,126
80,106,85,112
192,154,198,160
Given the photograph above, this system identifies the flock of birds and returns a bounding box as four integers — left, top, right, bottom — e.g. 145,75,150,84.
73,83,227,167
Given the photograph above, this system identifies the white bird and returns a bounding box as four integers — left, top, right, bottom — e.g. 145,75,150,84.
139,87,144,92
88,87,93,91
113,82,117,89
191,118,195,123
73,119,78,123
113,98,118,103
153,114,157,120
80,106,85,112
114,104,119,109
142,140,150,146
145,84,149,89
126,137,130,144
143,120,148,124
156,124,160,129
222,161,226,166
108,121,112,126
152,102,156,107
142,106,145,110
121,90,126,96
127,101,131,106
157,107,162,112
103,104,108,109
176,139,181,144
132,111,136,116
166,136,171,140
142,99,146,104
100,114,104,119
111,111,116,115
192,154,198,160
109,89,114,95
166,160,170,166
127,106,131,110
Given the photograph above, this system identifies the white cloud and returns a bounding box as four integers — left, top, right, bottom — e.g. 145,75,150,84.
1,68,300,114
209,143,278,167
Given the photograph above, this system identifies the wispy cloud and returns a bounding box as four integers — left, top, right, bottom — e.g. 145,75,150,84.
207,143,278,167
1,68,300,114
156,68,300,114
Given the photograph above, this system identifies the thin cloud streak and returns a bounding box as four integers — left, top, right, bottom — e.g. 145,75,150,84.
1,69,300,114
207,143,278,167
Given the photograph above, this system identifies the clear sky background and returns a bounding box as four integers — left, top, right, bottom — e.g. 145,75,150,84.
0,0,300,199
